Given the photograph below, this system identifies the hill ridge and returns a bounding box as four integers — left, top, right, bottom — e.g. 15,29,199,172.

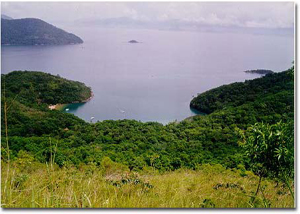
1,18,83,45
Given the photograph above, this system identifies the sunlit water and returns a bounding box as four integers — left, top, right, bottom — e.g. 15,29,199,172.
1,27,294,124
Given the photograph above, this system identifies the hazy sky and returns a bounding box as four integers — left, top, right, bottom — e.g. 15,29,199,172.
2,2,294,29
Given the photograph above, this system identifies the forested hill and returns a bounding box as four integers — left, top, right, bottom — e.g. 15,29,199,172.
2,71,92,105
1,18,83,45
1,68,294,171
190,69,294,114
1,71,92,136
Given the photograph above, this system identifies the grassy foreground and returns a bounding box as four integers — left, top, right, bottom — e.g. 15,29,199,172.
1,160,294,208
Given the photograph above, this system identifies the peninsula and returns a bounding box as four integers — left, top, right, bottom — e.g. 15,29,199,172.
1,18,83,45
244,69,274,75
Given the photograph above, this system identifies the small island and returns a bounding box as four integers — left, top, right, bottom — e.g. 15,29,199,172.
244,69,274,75
128,40,139,43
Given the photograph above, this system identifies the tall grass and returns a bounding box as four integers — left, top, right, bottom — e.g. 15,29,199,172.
1,160,294,208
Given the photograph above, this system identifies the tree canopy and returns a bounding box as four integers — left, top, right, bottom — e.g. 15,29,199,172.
1,68,294,172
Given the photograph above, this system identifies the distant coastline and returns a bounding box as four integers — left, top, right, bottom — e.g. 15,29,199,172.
1,18,83,46
244,69,274,75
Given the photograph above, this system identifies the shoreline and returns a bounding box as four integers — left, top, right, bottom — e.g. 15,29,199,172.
48,91,94,111
81,91,94,103
49,103,68,111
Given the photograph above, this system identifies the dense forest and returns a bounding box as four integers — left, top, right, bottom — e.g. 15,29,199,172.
1,71,91,136
1,68,294,170
1,68,294,207
1,18,83,45
190,70,293,114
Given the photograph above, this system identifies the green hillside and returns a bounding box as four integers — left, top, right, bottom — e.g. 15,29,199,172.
1,71,91,136
190,69,293,114
1,162,294,208
3,71,91,105
1,69,294,169
1,68,294,208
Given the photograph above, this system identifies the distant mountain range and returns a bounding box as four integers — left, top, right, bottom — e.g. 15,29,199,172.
1,14,13,20
1,17,83,45
77,16,294,36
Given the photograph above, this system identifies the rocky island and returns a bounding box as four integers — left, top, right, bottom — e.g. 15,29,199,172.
128,40,139,43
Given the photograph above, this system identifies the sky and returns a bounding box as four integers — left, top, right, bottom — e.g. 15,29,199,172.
1,2,295,30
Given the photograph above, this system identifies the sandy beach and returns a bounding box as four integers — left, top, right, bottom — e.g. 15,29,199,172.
48,92,93,111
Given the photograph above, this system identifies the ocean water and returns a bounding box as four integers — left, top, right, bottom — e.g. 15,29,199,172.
1,27,294,124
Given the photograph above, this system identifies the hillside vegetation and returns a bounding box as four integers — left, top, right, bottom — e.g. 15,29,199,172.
1,68,294,208
1,18,83,45
1,71,91,136
3,71,91,105
1,162,293,208
190,70,293,114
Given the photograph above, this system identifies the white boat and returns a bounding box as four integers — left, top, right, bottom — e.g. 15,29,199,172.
65,108,69,111
90,116,95,123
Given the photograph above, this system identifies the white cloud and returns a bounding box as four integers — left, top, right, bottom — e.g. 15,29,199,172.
1,2,294,29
